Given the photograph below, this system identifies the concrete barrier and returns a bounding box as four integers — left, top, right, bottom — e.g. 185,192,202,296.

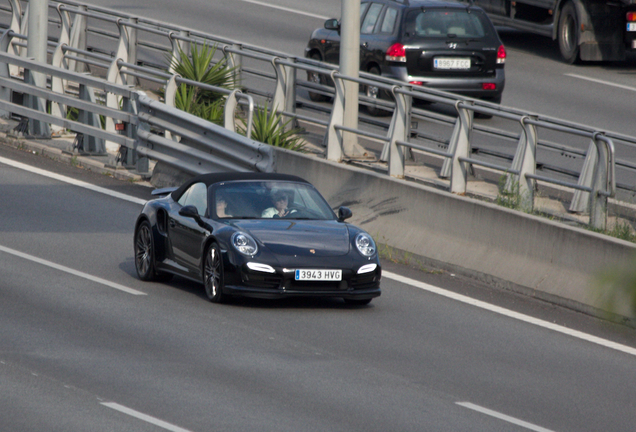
272,147,636,323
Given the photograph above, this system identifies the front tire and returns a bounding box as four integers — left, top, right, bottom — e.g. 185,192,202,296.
558,2,580,64
203,243,226,303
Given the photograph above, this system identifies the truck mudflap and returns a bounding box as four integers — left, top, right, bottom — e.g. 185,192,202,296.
575,0,627,61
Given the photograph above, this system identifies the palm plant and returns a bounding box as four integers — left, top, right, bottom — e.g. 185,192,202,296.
238,106,305,152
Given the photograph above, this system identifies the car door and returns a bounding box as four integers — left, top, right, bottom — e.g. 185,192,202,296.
364,5,400,73
169,182,209,275
359,2,385,68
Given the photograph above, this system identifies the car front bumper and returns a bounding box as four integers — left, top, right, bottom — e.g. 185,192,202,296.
223,262,382,300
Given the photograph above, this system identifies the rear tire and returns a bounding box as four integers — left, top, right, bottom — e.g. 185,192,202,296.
558,2,580,64
307,53,329,102
135,221,173,282
364,66,390,117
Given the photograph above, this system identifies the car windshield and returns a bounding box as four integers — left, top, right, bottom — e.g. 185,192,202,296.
404,9,489,39
210,180,337,220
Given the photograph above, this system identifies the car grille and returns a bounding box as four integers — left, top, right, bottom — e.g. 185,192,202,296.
241,272,282,289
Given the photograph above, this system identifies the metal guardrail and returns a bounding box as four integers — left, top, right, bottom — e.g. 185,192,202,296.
0,0,628,230
136,94,273,175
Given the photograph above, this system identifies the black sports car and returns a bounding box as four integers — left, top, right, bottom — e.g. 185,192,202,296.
133,172,381,305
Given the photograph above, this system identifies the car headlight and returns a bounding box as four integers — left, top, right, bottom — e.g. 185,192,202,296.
232,232,258,256
355,233,376,257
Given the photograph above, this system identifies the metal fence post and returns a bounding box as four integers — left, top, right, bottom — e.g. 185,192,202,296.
23,69,50,138
285,60,298,129
0,31,12,118
569,139,597,213
440,116,461,178
449,101,473,194
589,132,610,230
117,92,136,167
163,74,178,141
225,43,243,89
77,83,105,154
517,116,537,212
387,86,408,178
125,18,138,87
325,71,345,162
135,93,150,175
68,5,88,73
271,57,286,116
8,0,22,75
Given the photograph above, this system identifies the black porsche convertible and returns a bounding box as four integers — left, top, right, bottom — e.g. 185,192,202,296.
133,172,381,305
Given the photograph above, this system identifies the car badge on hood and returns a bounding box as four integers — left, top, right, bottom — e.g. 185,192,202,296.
310,249,316,254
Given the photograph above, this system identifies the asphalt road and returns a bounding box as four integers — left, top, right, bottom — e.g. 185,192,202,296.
2,144,636,431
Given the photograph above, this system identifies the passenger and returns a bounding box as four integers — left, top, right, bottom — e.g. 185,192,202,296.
262,191,292,218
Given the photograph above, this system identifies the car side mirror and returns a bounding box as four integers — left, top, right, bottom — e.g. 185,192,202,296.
179,205,199,219
324,18,340,32
337,206,353,222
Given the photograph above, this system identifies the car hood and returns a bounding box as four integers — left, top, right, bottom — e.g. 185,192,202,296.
232,220,350,257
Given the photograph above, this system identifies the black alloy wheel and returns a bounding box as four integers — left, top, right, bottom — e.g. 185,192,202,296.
204,243,226,303
135,221,157,281
307,53,329,102
558,2,580,64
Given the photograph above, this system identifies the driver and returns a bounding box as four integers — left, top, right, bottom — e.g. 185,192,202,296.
262,191,293,218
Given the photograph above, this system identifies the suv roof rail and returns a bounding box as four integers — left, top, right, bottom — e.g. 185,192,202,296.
389,0,410,5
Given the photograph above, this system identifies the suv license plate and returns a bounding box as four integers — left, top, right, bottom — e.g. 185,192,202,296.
295,269,342,281
628,23,636,31
434,58,471,69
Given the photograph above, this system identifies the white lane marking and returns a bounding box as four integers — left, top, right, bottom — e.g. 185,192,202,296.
382,271,636,357
0,244,146,296
457,402,556,432
102,403,194,432
0,156,147,205
565,73,636,92
238,0,330,20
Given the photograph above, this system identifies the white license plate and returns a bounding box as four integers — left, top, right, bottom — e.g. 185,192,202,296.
628,23,636,32
295,269,342,281
434,58,471,69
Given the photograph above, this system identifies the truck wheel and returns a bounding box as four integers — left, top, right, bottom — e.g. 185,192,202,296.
558,2,580,64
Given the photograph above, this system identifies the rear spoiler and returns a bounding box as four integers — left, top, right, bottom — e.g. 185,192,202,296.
150,187,178,197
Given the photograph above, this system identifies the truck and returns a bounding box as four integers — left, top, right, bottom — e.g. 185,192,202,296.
460,0,636,63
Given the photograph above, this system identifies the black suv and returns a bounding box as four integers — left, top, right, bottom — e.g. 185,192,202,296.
305,0,506,114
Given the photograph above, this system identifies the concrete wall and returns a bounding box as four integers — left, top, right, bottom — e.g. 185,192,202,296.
273,148,636,321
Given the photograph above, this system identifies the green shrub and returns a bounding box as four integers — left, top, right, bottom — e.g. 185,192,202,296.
239,106,305,152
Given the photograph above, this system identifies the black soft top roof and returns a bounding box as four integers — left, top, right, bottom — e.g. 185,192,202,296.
171,172,309,201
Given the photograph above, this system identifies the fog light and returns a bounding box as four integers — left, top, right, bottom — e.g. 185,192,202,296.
246,262,275,273
358,264,377,274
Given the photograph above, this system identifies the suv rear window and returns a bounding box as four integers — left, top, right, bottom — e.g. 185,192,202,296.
404,9,489,39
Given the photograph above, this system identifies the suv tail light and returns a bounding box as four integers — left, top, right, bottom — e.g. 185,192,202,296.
386,43,406,62
627,12,636,21
497,45,506,64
